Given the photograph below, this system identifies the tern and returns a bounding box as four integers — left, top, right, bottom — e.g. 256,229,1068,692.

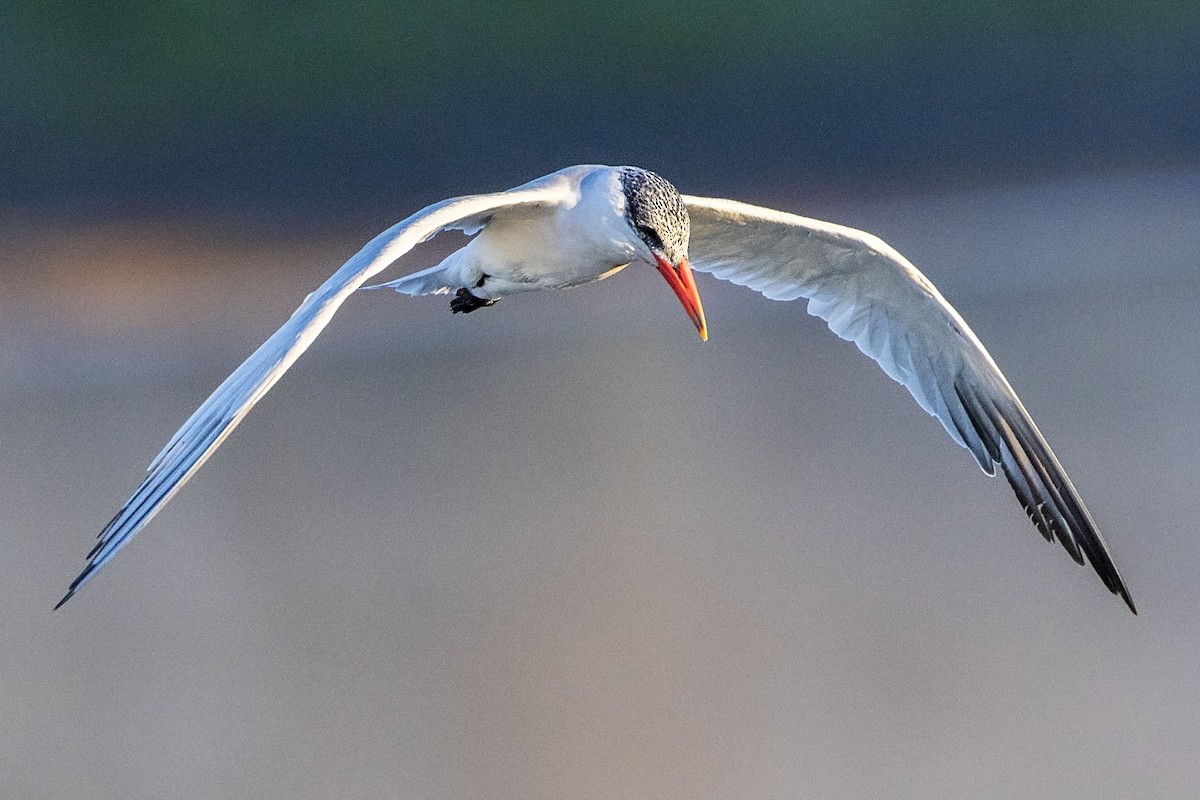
56,165,1135,612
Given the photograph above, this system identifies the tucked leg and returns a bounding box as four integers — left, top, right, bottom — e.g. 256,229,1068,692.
450,288,498,314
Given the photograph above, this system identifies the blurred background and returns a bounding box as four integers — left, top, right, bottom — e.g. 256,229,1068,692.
5,2,1200,797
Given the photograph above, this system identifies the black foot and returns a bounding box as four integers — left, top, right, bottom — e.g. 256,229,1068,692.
450,288,498,314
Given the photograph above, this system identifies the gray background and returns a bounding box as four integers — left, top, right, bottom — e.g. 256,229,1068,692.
6,4,1200,798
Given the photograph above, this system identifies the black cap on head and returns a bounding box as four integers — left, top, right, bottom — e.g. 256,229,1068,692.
620,168,690,266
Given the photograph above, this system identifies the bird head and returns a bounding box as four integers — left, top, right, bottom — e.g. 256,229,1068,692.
620,168,707,341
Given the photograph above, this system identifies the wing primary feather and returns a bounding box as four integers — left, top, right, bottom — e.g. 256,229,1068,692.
945,387,996,474
148,370,247,472
955,381,1058,544
993,390,1134,608
990,404,1079,558
974,385,1089,562
957,379,1135,612
949,381,1002,472
87,415,225,566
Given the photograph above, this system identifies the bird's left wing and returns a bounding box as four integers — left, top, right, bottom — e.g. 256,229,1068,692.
57,181,573,608
683,194,1135,612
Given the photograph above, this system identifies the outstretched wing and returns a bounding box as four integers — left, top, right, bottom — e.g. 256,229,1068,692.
57,180,573,608
683,194,1135,612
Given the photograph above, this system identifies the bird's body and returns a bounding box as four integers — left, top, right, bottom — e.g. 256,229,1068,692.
381,166,643,301
56,164,1135,613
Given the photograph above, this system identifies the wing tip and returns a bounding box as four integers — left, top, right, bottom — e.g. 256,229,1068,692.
955,377,1138,615
1092,552,1137,615
55,557,103,610
53,587,77,610
1119,587,1137,615
1077,544,1136,614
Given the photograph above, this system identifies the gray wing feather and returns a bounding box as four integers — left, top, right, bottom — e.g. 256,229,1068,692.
684,195,1134,612
57,183,570,607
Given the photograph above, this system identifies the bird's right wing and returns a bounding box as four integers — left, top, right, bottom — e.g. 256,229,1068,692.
684,194,1135,612
57,180,574,607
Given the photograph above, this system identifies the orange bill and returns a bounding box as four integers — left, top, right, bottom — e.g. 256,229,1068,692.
654,255,708,341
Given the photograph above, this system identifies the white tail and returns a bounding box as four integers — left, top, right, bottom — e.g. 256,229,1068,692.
362,262,456,296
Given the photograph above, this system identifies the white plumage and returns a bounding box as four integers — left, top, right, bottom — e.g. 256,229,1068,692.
56,165,1134,613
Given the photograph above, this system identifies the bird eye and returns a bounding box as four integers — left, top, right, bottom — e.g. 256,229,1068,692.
637,225,663,250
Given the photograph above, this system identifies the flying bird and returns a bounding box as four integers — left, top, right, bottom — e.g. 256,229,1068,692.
56,165,1135,612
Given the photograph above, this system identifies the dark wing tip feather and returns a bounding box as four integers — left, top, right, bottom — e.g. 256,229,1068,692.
55,556,102,609
954,379,1136,614
56,406,232,608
